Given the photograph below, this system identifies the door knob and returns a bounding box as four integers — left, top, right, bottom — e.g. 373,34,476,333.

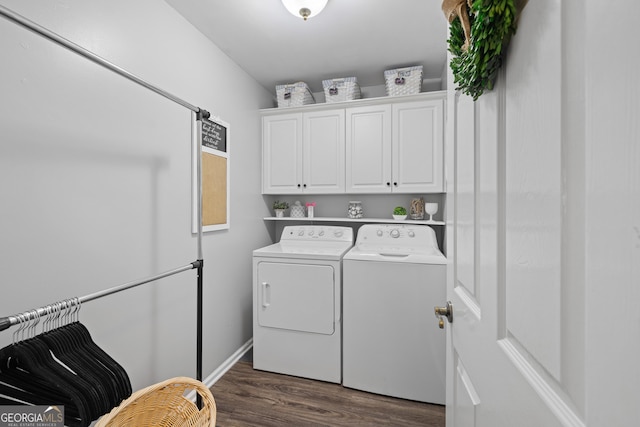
434,301,453,329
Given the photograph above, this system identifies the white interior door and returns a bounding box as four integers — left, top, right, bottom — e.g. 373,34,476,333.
444,1,640,426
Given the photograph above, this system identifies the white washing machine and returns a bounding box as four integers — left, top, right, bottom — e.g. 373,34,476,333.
342,224,447,404
252,225,354,383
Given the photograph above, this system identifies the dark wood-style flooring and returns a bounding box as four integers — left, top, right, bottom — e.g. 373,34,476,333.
210,361,445,426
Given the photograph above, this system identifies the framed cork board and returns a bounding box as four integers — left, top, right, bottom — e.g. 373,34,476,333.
192,116,230,233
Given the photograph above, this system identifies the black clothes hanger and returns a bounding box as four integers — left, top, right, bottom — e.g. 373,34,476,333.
0,338,90,426
0,381,81,420
40,301,130,421
31,306,105,422
17,336,101,423
39,325,113,415
65,322,132,399
40,322,131,413
46,300,132,404
0,305,132,427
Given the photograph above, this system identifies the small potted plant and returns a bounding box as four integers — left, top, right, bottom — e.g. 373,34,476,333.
273,200,289,218
393,206,407,220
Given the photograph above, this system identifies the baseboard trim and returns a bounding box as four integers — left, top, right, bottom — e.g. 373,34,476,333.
203,338,253,388
186,338,253,401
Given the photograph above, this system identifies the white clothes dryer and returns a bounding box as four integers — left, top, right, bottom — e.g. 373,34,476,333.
342,224,447,404
252,225,354,383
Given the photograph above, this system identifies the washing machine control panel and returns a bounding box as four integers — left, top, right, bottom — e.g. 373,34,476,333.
281,225,353,243
382,228,415,238
367,227,416,240
355,224,439,250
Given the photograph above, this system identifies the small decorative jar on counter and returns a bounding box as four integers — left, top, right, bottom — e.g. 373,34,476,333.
290,201,306,218
306,202,316,218
348,201,364,219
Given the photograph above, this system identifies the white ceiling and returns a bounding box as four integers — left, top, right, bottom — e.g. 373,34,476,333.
165,0,449,94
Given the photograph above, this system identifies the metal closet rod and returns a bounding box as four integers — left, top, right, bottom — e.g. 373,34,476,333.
0,261,202,333
0,5,209,118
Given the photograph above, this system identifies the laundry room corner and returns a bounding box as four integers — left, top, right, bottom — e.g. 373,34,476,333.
0,0,273,392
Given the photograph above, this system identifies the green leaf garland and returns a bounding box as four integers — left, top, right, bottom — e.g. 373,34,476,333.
448,0,518,100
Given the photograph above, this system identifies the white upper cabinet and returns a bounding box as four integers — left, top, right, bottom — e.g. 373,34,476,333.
392,99,444,193
345,104,393,193
262,109,345,194
303,110,346,193
262,92,445,195
262,112,302,194
345,98,444,193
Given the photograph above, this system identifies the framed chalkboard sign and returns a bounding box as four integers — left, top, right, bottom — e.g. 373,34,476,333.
192,116,230,233
202,117,227,153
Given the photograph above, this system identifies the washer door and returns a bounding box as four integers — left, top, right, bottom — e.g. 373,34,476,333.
257,262,335,335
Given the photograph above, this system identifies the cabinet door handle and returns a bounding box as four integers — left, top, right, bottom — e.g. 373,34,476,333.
386,182,391,186
297,184,301,188
303,184,307,188
393,182,398,186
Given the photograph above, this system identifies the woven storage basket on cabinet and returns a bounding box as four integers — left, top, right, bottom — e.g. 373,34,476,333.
95,377,216,427
322,77,361,103
384,65,423,96
276,82,315,107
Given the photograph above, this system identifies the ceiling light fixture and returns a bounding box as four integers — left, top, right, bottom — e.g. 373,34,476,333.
281,0,328,21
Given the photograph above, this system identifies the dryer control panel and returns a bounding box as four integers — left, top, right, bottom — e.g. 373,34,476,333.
280,225,354,243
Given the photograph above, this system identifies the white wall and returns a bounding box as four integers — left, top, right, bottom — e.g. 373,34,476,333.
0,0,273,391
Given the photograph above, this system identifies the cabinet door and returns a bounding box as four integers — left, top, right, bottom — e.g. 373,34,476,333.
303,110,345,193
345,104,392,193
262,113,302,194
392,99,444,193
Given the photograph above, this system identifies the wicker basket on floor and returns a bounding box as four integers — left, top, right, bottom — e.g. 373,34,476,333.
95,377,216,427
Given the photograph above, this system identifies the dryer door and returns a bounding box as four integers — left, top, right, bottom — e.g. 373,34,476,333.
257,262,335,335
